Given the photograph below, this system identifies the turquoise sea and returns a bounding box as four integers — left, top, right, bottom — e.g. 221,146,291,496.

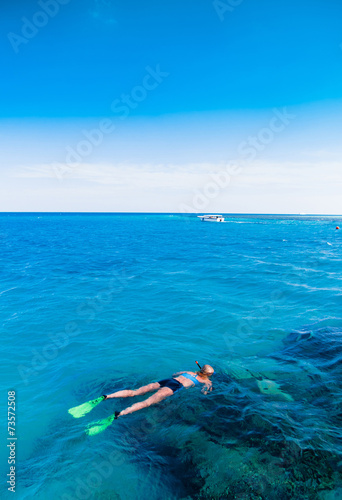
1,213,342,500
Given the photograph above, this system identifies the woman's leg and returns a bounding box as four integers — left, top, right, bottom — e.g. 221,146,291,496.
118,387,173,416
106,382,160,399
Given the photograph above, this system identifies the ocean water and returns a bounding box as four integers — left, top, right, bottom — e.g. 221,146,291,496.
1,213,342,500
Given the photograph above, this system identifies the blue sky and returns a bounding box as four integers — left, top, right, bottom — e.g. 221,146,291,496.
1,0,342,212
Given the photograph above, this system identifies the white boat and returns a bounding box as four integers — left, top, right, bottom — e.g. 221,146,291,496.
197,215,225,222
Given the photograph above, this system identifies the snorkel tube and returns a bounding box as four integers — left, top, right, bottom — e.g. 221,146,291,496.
195,361,202,370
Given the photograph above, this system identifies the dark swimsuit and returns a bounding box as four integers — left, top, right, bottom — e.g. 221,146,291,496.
158,378,183,393
158,373,201,394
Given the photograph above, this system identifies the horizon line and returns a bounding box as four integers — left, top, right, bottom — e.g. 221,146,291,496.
1,212,342,216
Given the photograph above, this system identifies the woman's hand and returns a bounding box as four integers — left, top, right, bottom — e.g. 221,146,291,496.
201,383,212,395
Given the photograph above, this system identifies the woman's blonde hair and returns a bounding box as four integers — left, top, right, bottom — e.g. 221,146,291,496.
197,364,214,378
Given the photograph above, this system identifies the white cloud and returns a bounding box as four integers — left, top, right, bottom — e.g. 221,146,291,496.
11,162,233,188
2,101,342,213
3,158,341,214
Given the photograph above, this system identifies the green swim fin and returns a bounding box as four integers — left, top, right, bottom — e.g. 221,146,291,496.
68,395,106,419
85,414,116,436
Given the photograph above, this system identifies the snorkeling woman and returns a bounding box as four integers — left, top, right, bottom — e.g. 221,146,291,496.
105,364,215,418
68,363,214,435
